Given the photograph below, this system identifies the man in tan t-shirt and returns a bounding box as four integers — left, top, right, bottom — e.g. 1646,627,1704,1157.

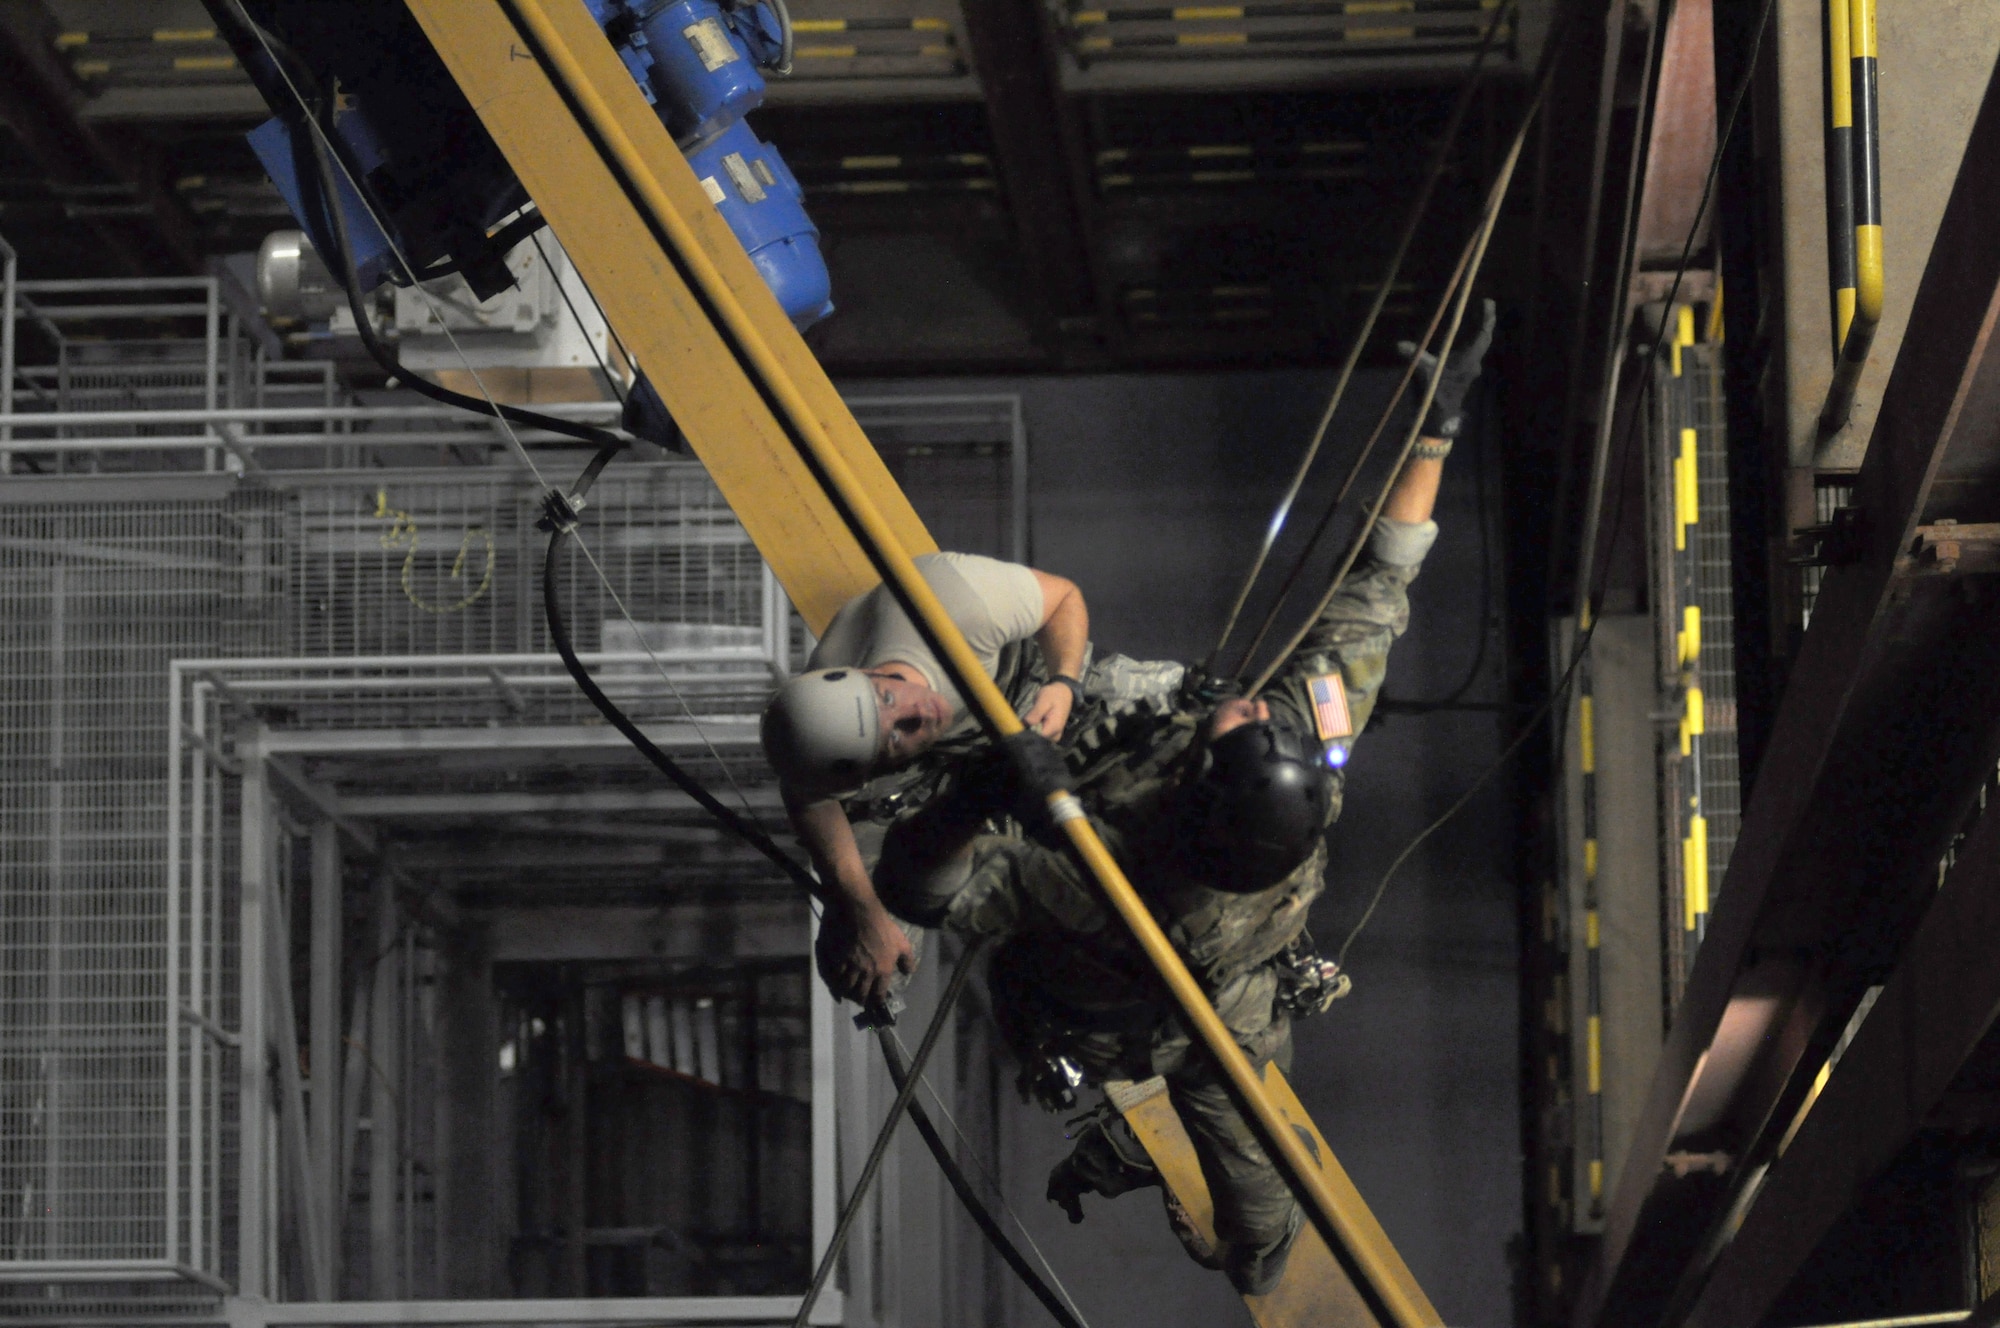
761,552,1090,1007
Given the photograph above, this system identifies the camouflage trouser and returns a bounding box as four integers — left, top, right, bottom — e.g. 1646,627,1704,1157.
878,829,1300,1289
1057,1043,1300,1290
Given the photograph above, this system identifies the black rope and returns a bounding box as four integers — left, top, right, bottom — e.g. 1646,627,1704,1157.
544,514,819,896
791,938,991,1328
877,1025,1085,1328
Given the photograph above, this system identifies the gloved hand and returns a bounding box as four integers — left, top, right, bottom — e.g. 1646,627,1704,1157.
1397,297,1496,440
1047,1156,1090,1225
1002,729,1070,815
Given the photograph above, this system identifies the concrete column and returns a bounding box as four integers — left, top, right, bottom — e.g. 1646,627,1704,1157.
435,917,497,1298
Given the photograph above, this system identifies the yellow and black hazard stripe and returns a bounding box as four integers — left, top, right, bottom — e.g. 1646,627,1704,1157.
1073,23,1496,53
789,151,995,195
790,14,951,30
1824,0,1856,355
1096,140,1364,163
1092,139,1374,185
54,26,240,78
791,40,959,58
1576,623,1607,1215
1069,0,1492,23
1121,283,1282,326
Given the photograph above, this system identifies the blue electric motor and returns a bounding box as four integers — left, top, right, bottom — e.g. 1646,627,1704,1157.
586,0,832,329
635,0,768,142
685,121,832,327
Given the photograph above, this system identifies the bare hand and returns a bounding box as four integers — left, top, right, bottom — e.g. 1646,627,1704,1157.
815,902,916,1007
1022,682,1075,739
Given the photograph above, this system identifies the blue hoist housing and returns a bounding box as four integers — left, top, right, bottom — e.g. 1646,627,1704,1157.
231,0,831,331
586,0,833,327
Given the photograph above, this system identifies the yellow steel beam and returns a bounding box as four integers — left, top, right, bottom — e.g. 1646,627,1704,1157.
1111,1067,1429,1326
404,0,932,633
405,4,1439,1322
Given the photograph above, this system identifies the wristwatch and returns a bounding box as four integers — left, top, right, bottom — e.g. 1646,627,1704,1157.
1047,674,1085,705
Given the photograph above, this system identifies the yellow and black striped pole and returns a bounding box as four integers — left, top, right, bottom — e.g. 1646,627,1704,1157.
1825,0,1855,357
1672,397,1710,947
1849,0,1882,342
1817,0,1880,440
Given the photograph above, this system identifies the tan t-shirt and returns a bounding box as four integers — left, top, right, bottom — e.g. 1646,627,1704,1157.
807,552,1045,710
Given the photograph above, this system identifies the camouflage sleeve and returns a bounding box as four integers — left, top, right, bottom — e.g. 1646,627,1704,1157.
935,833,1115,941
1261,517,1437,745
875,804,1117,941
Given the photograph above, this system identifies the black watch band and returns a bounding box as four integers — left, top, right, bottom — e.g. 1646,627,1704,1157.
1048,674,1085,704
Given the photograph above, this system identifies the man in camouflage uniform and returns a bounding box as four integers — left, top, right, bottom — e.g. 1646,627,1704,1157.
869,304,1492,1294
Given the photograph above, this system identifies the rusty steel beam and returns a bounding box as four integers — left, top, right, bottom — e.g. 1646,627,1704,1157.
1680,750,2000,1324
1632,0,1715,265
1578,50,2000,1328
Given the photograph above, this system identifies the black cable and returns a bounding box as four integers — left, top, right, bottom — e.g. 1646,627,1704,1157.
544,513,819,897
299,82,627,451
876,1026,1085,1328
792,938,991,1328
543,464,1084,1323
1336,629,1591,968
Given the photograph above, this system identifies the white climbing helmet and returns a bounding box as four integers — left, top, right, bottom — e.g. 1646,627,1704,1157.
760,668,881,795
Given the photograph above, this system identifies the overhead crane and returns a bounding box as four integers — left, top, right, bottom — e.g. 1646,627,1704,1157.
210,1,1442,1322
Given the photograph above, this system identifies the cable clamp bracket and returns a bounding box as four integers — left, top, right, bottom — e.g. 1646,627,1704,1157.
537,487,587,534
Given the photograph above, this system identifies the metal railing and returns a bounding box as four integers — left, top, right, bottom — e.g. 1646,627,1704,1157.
1,441,1022,1316
0,239,1027,1312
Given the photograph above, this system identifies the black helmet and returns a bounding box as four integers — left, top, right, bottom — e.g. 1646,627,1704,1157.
1177,719,1334,893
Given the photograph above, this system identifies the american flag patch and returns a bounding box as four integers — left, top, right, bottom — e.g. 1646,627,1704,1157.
1308,673,1353,742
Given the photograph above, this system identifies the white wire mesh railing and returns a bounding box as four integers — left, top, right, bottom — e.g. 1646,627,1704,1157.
0,398,1023,1312
0,496,286,1312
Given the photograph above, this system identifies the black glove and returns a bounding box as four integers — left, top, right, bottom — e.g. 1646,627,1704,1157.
1397,297,1496,440
999,729,1076,848
1046,1156,1090,1225
1002,729,1070,820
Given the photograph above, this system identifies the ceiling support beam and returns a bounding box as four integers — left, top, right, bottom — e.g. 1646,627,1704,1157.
955,0,1105,357
1579,52,2000,1328
0,6,207,274
1680,759,2000,1326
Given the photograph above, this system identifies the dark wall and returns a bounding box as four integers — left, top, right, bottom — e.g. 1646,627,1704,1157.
841,368,1524,1326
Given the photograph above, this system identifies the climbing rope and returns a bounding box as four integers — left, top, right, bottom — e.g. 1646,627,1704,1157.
1204,0,1516,676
